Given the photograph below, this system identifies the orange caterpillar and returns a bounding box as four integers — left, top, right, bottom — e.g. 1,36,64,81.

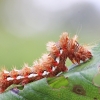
0,32,92,93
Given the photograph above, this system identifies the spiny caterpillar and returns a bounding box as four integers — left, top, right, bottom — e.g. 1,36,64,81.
0,32,92,93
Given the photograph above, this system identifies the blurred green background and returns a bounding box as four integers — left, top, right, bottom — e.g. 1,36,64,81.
0,0,100,70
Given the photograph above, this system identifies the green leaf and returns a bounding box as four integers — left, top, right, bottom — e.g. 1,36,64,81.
47,76,68,89
93,72,100,87
0,43,100,100
5,84,24,92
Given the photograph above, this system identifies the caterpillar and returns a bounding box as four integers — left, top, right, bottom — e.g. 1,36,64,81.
0,32,92,93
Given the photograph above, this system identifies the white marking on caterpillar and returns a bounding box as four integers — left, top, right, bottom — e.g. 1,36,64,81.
42,71,47,76
52,66,57,71
56,57,60,63
33,73,38,77
60,49,63,54
28,74,34,78
16,76,24,80
46,72,50,75
7,77,14,81
28,73,38,78
42,71,50,76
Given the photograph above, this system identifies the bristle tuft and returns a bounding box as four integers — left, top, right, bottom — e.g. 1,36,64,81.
46,42,59,53
59,32,69,48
